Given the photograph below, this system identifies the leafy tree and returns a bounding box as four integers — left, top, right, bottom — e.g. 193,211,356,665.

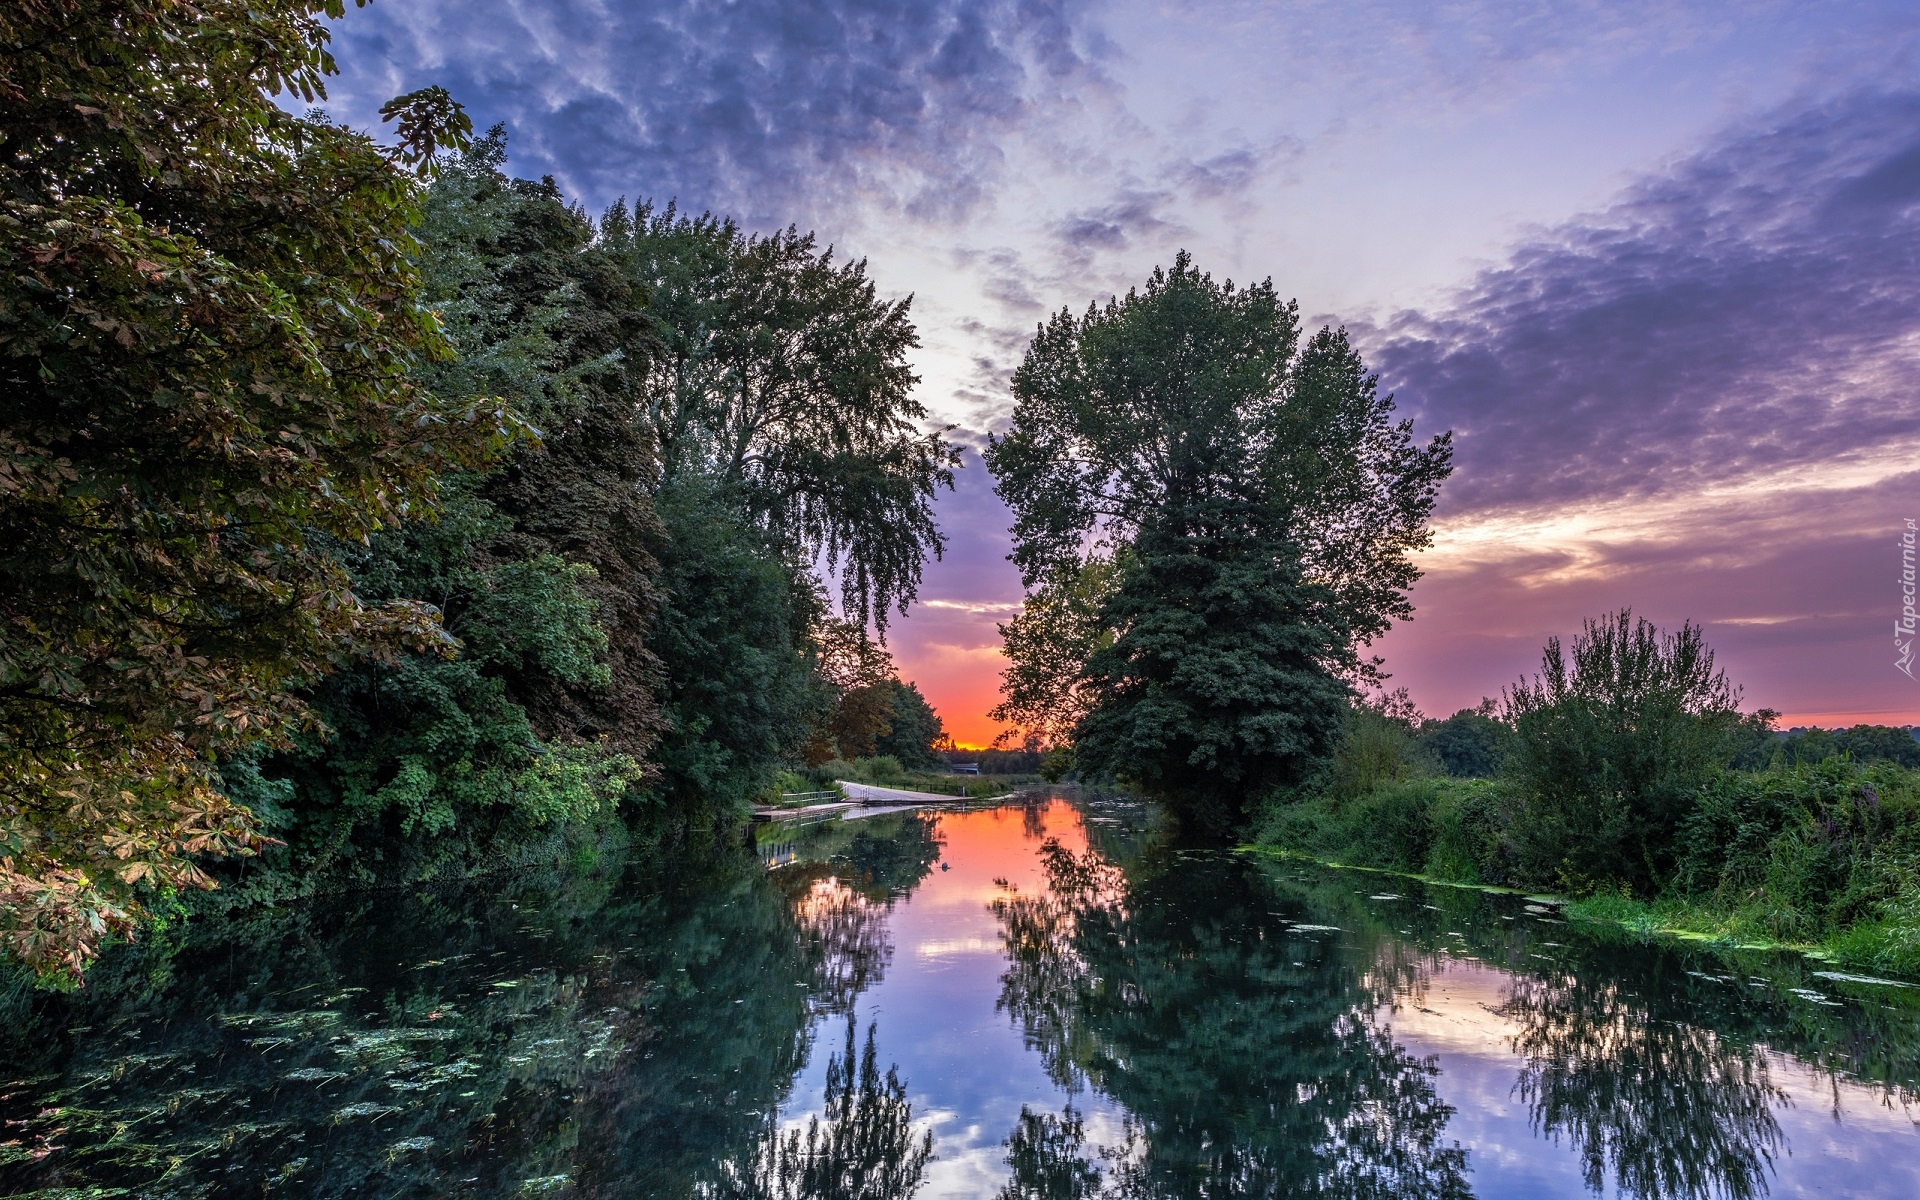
1075,504,1354,835
224,130,669,884
804,619,907,766
650,479,826,814
414,130,665,760
986,254,1450,830
228,485,643,887
1833,725,1920,769
1504,610,1747,893
1418,703,1512,778
990,556,1119,751
0,0,498,976
599,200,957,633
871,680,946,771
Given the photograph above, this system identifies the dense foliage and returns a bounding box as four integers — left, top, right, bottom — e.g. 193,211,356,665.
601,200,957,633
0,8,956,979
870,680,948,770
1504,610,1750,892
986,253,1451,832
1259,614,1920,976
0,0,503,976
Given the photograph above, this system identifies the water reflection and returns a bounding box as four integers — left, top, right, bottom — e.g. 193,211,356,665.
994,839,1473,1198
709,1018,934,1200
0,799,1916,1199
1501,974,1783,1200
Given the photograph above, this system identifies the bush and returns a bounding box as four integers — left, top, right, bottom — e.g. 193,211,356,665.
1322,708,1431,803
1259,776,1518,883
1504,610,1746,893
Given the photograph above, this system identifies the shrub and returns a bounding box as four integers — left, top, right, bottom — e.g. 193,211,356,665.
1504,610,1746,893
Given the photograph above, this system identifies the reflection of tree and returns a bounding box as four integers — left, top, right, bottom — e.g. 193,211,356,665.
0,845,836,1198
781,811,945,902
773,811,944,1015
994,839,1472,1199
998,1105,1105,1200
1501,974,1784,1200
711,1018,934,1200
790,874,895,1014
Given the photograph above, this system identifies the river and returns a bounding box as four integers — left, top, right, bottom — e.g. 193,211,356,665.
2,794,1916,1198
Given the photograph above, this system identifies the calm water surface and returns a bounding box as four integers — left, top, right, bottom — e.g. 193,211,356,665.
3,796,1917,1198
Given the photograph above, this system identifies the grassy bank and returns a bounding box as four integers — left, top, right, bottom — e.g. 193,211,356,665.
1254,759,1920,979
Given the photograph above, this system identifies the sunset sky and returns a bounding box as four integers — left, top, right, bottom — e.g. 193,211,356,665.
319,0,1920,747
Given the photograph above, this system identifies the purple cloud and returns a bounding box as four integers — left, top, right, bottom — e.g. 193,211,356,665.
321,0,1108,224
1372,90,1920,516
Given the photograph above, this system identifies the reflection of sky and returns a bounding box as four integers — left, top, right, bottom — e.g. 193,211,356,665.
772,802,1920,1197
779,800,1125,1198
315,2,1920,743
1388,963,1920,1199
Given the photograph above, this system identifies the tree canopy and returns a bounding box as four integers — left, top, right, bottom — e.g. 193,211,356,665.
985,254,1451,828
600,201,956,633
0,0,499,977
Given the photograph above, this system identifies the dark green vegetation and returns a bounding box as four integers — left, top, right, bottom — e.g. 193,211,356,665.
0,813,946,1197
985,254,1452,834
1258,612,1920,978
0,2,954,980
0,0,497,977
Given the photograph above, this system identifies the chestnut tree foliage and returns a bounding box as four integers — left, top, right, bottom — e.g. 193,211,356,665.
986,254,1451,829
0,0,498,977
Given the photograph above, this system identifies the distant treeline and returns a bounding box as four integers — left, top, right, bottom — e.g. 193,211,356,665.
1,8,952,980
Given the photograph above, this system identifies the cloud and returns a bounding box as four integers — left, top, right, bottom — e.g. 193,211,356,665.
322,0,1109,224
1370,90,1920,517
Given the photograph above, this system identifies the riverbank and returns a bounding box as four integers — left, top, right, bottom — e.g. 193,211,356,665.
1251,758,1920,982
1243,844,1920,984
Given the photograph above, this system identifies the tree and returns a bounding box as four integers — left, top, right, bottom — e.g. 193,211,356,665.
1832,724,1920,769
1418,703,1512,778
417,133,666,761
649,478,826,812
1504,610,1747,893
804,620,904,765
985,254,1451,829
221,131,673,883
872,680,946,771
990,556,1118,751
1074,504,1353,835
599,201,957,633
0,0,499,977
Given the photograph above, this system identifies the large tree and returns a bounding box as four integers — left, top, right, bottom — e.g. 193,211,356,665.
224,132,673,886
0,0,495,976
985,254,1450,828
598,201,957,633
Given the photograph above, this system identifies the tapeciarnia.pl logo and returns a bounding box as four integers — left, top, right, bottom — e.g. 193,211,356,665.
1900,518,1917,679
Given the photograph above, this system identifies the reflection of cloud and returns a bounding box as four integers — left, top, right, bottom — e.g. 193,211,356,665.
913,937,1004,957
